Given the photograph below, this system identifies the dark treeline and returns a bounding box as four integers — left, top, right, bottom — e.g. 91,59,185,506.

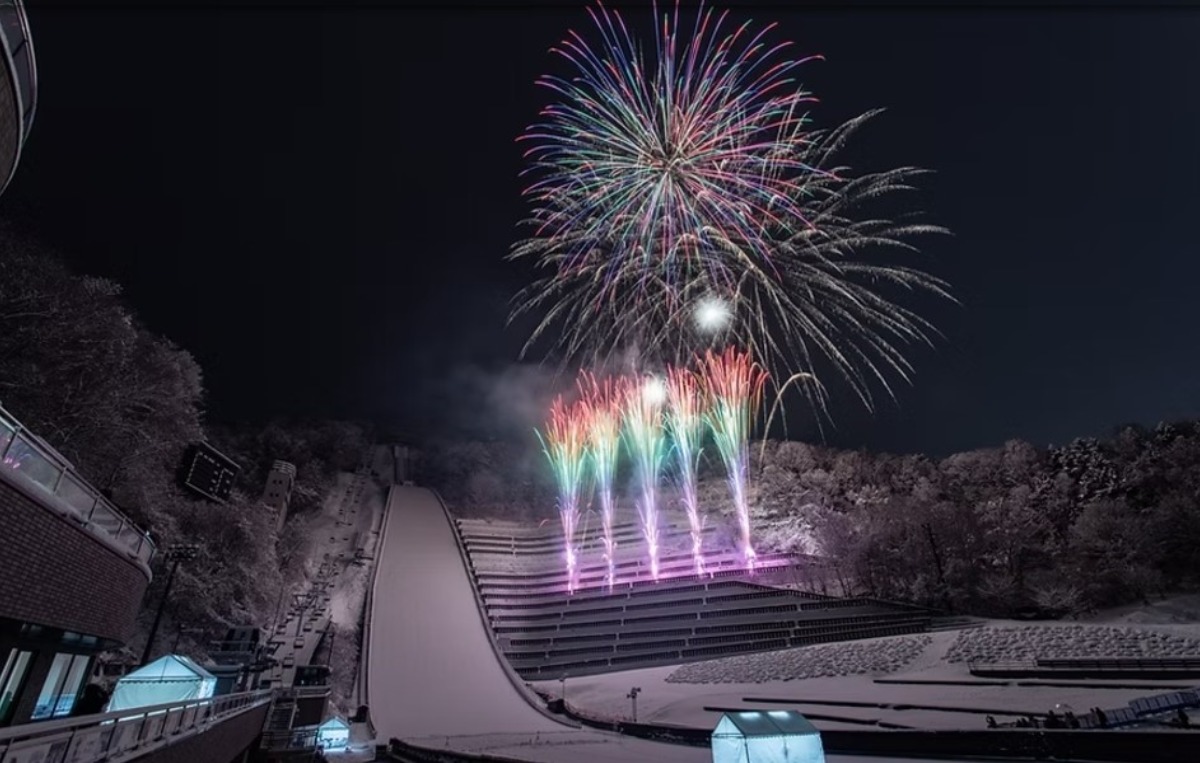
0,224,369,657
426,425,1200,619
754,431,1200,616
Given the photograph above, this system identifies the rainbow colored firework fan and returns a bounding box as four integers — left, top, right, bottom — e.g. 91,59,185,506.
622,375,669,582
701,347,768,571
578,372,622,591
666,365,708,577
538,394,589,593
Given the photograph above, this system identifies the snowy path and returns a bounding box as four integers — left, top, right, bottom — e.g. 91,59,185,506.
366,486,969,763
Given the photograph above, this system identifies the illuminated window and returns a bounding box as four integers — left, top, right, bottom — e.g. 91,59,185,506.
0,649,33,723
31,653,90,720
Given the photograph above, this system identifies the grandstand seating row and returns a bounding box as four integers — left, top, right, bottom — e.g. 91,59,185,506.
455,515,932,678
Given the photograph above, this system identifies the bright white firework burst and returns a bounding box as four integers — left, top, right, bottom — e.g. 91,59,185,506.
512,1,953,416
641,376,668,406
694,295,732,334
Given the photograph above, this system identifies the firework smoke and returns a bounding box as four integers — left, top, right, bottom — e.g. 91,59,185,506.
538,395,589,592
622,375,669,581
665,365,707,576
701,347,768,571
578,372,622,590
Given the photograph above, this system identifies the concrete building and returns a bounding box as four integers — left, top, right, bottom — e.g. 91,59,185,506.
262,460,296,532
0,0,36,197
0,404,153,726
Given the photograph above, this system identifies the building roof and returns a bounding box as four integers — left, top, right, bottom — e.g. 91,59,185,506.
714,711,820,738
122,654,216,683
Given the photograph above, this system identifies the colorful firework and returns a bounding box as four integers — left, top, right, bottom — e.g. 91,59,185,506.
538,395,590,593
578,372,622,590
701,347,768,570
622,375,669,581
512,1,951,415
665,365,707,577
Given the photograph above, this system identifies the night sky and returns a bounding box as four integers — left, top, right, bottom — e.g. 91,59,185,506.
5,3,1200,456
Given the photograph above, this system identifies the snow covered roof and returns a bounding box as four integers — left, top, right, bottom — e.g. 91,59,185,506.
319,716,350,731
715,711,820,738
121,655,215,683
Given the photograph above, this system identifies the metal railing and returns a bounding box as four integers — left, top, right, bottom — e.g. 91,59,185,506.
0,404,157,567
0,689,272,763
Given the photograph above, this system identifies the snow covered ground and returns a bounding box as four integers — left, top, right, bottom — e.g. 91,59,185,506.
364,487,962,763
538,612,1200,734
943,623,1200,663
668,635,934,683
263,464,386,696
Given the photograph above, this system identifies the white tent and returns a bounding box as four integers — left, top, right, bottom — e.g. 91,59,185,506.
317,716,350,750
712,711,825,763
107,655,217,712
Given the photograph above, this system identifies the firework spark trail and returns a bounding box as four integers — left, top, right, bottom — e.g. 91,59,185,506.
701,347,768,571
512,1,952,417
665,366,707,577
520,1,826,282
578,372,622,591
622,375,669,582
538,395,589,593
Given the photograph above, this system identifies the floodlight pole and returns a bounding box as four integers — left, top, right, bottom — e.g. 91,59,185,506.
141,543,200,665
627,686,641,722
269,580,287,635
294,589,318,637
559,674,566,703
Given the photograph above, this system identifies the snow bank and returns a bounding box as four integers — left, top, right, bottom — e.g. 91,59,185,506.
944,624,1200,663
666,634,932,684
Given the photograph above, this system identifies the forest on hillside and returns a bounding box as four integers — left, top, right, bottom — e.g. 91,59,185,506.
5,218,1198,644
0,224,370,657
425,423,1200,619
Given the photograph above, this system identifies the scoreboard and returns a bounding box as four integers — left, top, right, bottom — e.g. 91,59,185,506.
181,442,240,503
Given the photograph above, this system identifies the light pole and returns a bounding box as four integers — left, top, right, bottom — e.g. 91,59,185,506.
269,579,287,636
294,589,318,637
559,674,566,703
141,543,200,665
627,686,641,722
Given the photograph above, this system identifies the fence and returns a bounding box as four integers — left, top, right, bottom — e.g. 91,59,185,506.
0,689,271,763
0,404,155,567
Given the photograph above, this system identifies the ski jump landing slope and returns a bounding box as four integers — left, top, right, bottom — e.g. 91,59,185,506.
366,487,958,763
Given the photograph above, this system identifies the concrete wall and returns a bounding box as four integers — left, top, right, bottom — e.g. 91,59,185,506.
136,701,270,763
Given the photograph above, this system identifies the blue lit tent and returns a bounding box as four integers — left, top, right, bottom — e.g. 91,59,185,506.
712,711,825,763
107,655,217,712
317,716,350,750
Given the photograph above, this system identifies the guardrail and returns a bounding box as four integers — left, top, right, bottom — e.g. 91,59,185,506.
0,403,156,567
0,689,272,762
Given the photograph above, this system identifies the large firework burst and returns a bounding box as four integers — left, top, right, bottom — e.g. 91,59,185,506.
538,395,590,593
512,1,951,415
702,347,768,570
665,365,707,577
578,372,622,590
